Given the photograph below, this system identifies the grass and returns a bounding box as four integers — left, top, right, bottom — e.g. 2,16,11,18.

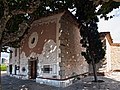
0,64,7,71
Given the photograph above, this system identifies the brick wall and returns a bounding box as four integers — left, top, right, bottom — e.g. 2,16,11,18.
20,19,57,57
59,13,88,79
9,12,89,80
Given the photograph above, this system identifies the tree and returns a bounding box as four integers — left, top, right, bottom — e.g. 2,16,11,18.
0,0,41,89
0,0,120,56
73,0,120,82
0,0,120,87
80,20,105,82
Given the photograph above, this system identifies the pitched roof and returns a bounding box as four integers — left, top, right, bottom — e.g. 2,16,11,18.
99,32,120,46
31,9,79,27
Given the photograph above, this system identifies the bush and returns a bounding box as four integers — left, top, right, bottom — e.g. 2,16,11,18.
1,64,7,71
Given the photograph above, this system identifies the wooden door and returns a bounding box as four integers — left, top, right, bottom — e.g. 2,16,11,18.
14,65,17,75
29,60,37,79
9,65,12,74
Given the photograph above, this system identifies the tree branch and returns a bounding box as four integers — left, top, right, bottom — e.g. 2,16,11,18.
0,0,41,46
91,0,120,5
2,22,30,46
11,0,41,15
0,0,12,43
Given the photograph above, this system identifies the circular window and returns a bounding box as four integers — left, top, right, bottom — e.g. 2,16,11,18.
22,67,26,72
28,32,38,48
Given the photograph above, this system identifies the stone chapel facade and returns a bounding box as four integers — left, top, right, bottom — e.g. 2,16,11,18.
8,11,89,87
8,11,120,87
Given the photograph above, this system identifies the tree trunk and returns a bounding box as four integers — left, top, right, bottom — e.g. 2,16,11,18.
91,59,98,82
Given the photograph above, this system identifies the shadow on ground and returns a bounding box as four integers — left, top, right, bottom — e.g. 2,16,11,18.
63,76,120,90
1,73,60,90
1,72,120,90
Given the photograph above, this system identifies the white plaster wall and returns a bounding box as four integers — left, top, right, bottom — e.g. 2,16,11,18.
105,37,111,72
37,40,61,79
8,48,20,75
36,78,73,87
111,46,120,70
18,39,61,79
17,54,35,78
19,52,29,79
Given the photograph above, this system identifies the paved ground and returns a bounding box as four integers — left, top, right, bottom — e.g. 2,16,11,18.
64,76,120,90
1,71,120,90
1,72,61,90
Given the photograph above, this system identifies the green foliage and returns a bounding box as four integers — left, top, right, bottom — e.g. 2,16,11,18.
74,0,97,23
0,0,119,59
71,0,105,64
80,21,105,64
1,64,7,71
7,0,32,11
97,0,120,20
0,1,4,19
6,14,28,32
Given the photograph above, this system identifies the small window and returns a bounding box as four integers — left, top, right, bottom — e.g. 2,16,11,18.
42,65,52,73
22,67,26,72
31,37,35,44
15,48,17,56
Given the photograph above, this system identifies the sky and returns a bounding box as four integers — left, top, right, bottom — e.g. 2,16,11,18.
98,7,120,43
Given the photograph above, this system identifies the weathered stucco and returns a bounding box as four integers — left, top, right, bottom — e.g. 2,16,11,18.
21,19,57,57
8,11,89,87
111,46,120,70
105,37,112,72
59,13,88,79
